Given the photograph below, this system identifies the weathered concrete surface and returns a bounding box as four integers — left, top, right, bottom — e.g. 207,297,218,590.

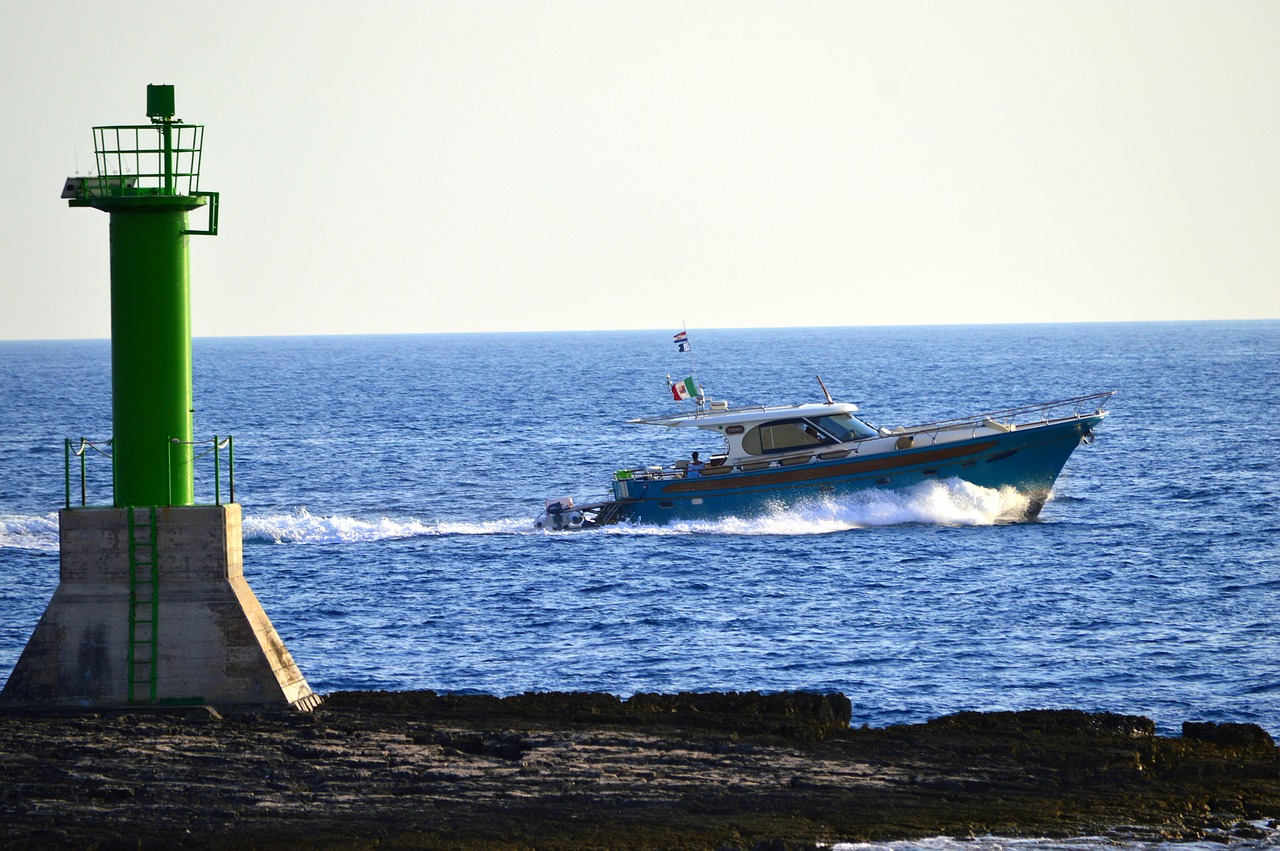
0,505,318,711
0,691,1276,849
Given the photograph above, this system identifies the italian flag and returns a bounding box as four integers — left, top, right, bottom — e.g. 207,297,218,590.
671,377,697,401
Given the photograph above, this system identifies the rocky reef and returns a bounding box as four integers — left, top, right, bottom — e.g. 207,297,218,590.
1,691,1276,849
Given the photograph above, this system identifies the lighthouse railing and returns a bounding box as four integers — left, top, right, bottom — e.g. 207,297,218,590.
168,435,236,506
64,438,113,508
64,435,236,508
67,123,205,200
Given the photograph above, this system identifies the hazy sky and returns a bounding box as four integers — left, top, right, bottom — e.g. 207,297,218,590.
2,2,1277,340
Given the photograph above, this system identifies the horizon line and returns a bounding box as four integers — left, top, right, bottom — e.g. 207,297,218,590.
1,316,1277,345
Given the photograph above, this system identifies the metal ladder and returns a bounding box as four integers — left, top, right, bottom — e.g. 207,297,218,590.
127,506,159,703
591,500,631,526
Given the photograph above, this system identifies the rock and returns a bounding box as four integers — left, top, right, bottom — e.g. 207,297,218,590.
1182,721,1276,749
326,688,852,740
925,708,1157,739
0,696,1276,849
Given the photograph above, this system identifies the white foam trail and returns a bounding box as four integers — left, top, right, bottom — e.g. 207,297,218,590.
2,483,1035,550
433,518,537,535
0,513,60,552
607,480,1034,537
0,507,534,551
832,821,1279,851
242,507,530,544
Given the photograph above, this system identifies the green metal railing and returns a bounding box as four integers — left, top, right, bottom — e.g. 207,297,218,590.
79,122,206,198
168,435,235,507
65,437,112,508
62,121,219,235
184,191,220,235
65,434,236,508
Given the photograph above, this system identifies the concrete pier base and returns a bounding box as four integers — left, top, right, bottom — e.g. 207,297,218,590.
0,505,319,711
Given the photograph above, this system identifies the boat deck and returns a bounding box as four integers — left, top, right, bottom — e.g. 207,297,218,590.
616,392,1114,483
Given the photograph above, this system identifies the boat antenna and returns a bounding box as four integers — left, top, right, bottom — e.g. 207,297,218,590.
816,375,834,405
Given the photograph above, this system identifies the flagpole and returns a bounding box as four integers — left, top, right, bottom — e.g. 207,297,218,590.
670,324,703,408
685,322,704,408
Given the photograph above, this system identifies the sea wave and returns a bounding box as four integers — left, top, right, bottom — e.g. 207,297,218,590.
139,483,1030,546
1,483,1034,550
832,822,1280,851
242,508,529,544
0,507,533,551
249,482,1032,543
0,513,60,552
606,480,1033,537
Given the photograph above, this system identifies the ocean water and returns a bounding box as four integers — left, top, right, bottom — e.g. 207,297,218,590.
1,322,1278,744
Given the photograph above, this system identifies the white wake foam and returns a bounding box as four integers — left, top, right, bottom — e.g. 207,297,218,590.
832,821,1279,851
0,513,60,552
242,508,529,544
1,483,1035,551
0,508,532,551
608,480,1033,537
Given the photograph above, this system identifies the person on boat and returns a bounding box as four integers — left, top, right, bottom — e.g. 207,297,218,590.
687,452,706,477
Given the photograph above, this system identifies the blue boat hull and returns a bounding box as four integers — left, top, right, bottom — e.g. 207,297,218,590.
609,415,1103,525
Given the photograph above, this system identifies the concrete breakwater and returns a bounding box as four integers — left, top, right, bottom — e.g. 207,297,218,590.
1,690,1277,849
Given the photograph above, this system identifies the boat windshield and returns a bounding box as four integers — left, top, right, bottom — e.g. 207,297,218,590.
812,413,879,442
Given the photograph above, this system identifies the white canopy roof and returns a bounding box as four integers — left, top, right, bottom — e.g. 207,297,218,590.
629,401,860,430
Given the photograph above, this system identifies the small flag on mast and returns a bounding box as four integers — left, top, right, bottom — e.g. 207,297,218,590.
671,376,698,401
673,330,690,352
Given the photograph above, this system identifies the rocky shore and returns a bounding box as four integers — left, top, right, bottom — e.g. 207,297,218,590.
2,691,1277,850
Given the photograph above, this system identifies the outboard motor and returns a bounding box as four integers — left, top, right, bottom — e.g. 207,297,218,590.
534,497,586,531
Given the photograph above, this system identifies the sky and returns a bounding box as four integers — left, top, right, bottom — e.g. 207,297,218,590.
1,2,1277,340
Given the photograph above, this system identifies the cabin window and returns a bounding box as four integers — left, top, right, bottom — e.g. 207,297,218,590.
741,419,830,455
741,413,873,455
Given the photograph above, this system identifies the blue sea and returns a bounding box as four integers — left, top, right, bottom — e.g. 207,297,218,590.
2,322,1278,749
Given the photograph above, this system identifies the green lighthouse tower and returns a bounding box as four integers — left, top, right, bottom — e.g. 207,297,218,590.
64,83,217,507
0,86,318,712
